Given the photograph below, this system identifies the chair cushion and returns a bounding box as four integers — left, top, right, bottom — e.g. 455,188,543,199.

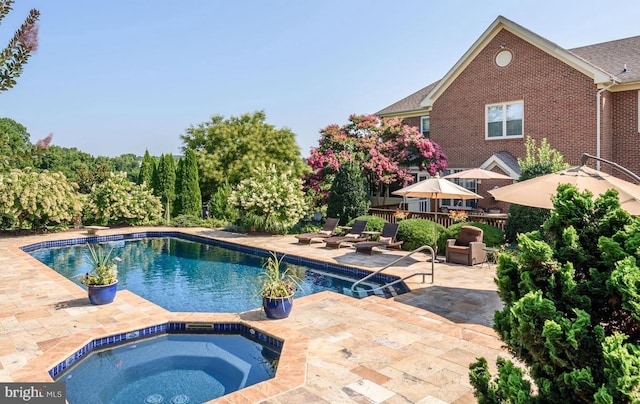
319,230,332,236
345,233,360,239
379,236,392,244
455,226,483,246
448,245,470,254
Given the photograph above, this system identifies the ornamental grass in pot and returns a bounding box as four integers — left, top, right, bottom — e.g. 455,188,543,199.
257,251,301,319
79,243,121,305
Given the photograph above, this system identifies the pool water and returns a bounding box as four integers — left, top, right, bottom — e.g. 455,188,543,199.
29,237,380,312
59,333,277,404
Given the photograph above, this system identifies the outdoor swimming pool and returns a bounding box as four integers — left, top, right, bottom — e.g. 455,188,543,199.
26,232,407,312
58,330,279,403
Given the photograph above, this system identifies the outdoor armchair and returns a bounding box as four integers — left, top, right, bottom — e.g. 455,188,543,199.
445,225,485,266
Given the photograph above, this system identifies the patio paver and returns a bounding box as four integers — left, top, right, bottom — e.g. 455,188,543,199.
0,227,511,403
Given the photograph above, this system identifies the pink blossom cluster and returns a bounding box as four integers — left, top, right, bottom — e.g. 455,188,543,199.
304,114,448,204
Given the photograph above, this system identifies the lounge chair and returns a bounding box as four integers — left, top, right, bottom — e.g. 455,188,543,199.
445,225,485,266
295,218,340,244
354,223,403,254
323,220,369,249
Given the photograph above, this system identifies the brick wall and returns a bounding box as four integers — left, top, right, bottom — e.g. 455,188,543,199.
430,29,599,169
612,90,640,177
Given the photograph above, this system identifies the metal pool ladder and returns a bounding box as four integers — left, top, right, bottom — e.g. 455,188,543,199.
350,245,436,294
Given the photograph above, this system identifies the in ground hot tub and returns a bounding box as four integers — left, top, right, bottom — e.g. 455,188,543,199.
53,323,281,404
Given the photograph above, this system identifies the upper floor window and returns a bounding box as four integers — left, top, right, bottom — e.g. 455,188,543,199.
486,101,523,139
420,116,430,138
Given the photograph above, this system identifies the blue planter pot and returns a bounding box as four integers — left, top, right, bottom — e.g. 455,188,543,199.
262,296,293,319
87,281,118,305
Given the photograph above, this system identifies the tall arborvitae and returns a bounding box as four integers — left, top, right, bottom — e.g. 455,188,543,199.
153,154,176,221
138,150,155,186
326,160,369,225
174,149,201,217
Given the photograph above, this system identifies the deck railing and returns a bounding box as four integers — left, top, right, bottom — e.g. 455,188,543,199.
368,208,506,231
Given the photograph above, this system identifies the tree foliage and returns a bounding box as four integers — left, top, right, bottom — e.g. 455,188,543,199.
326,160,370,225
471,184,640,403
0,168,82,229
180,111,308,200
86,172,162,226
307,114,448,207
173,148,201,217
228,164,307,233
0,116,32,170
504,137,569,243
1,0,40,91
138,150,155,187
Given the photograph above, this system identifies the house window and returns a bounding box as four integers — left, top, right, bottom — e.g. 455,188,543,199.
486,101,523,138
420,116,430,137
439,169,478,209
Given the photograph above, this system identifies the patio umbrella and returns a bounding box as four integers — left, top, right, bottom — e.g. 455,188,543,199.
443,168,513,181
392,175,483,209
488,165,640,215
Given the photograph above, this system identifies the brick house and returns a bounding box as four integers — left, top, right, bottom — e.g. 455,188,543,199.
377,15,640,212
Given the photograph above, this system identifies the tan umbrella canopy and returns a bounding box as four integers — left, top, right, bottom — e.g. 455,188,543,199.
392,175,482,211
488,165,640,215
443,168,513,181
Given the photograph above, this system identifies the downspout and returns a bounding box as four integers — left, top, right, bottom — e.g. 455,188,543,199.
596,81,616,171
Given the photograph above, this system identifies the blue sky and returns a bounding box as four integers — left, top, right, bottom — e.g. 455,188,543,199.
2,1,639,158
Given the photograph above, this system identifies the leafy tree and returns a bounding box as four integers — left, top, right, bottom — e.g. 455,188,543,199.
86,172,162,226
208,181,236,223
173,149,201,217
0,117,32,169
470,184,640,403
180,111,309,200
110,153,140,182
1,1,40,91
326,161,369,225
504,137,569,243
228,164,307,233
138,150,155,187
307,114,448,208
0,168,82,229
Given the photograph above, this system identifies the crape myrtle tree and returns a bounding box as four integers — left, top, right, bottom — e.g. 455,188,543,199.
173,148,201,218
470,185,640,403
503,137,569,243
1,0,40,91
180,111,309,201
326,160,369,225
306,114,448,209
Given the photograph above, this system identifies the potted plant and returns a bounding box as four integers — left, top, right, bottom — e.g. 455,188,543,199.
80,243,121,305
256,251,301,319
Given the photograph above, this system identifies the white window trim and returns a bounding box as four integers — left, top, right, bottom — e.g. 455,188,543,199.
420,116,430,137
485,100,524,139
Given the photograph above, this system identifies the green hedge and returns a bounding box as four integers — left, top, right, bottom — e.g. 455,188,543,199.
347,215,387,232
396,219,444,252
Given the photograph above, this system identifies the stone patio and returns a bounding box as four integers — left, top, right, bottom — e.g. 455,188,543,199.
0,227,511,403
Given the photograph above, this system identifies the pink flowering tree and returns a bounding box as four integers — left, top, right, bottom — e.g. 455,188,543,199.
305,114,447,208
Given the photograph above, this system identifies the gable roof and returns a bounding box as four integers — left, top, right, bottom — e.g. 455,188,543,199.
376,81,439,117
377,16,636,116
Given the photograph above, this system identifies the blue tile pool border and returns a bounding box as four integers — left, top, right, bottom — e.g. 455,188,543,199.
21,231,410,294
48,321,283,380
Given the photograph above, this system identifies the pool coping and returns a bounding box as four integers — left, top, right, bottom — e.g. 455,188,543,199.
3,226,504,402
